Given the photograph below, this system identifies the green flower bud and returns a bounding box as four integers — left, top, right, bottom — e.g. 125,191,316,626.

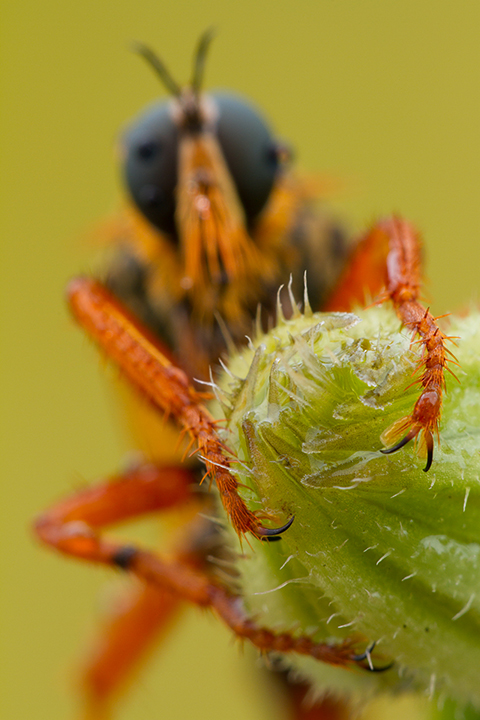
214,302,480,710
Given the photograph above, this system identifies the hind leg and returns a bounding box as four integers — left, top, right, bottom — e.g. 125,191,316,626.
80,581,181,720
34,461,194,719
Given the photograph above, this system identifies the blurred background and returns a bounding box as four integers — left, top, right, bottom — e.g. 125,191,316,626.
2,1,480,719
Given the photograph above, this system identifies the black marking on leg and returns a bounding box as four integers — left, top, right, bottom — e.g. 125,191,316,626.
112,545,138,570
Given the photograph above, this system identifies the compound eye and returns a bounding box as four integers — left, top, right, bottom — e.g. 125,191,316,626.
122,102,178,237
211,93,281,224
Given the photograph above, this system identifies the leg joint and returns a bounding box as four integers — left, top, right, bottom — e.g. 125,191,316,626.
112,545,138,571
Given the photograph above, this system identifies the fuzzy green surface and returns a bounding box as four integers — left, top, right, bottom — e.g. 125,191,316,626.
214,305,480,709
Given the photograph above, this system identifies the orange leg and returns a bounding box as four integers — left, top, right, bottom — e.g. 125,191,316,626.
34,462,195,718
79,496,225,720
65,277,293,540
323,221,392,312
35,462,193,536
34,459,379,671
80,582,181,720
325,216,452,471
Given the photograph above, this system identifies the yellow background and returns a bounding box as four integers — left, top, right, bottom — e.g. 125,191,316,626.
2,1,479,719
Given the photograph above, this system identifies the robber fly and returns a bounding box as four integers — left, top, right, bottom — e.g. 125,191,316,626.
36,30,452,720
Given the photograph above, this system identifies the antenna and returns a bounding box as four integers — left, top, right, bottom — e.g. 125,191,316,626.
191,27,216,93
132,41,182,97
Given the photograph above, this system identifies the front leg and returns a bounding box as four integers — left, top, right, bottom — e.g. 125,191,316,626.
66,277,293,540
325,216,453,470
